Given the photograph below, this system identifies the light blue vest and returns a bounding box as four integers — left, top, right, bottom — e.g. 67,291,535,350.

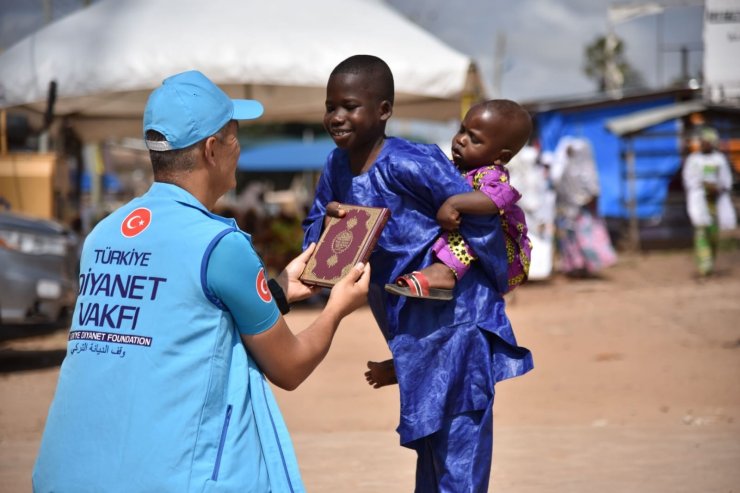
33,183,304,492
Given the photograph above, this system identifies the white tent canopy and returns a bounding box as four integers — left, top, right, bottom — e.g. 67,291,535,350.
0,0,481,141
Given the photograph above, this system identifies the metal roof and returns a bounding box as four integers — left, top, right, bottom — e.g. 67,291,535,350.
605,100,707,136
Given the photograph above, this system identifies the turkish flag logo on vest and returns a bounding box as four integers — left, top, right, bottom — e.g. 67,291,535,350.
256,268,272,303
121,208,152,238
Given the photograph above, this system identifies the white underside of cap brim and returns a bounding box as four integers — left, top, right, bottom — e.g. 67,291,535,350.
145,140,173,151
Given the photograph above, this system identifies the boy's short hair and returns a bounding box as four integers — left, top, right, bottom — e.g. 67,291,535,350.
483,99,533,155
330,54,395,104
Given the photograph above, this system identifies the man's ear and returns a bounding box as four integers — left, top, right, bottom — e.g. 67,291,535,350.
379,100,393,122
202,136,218,167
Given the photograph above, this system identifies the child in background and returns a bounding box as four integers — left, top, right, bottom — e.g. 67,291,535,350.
682,127,737,276
303,54,532,493
385,99,533,300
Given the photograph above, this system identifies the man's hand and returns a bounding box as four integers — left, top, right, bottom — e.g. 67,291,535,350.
277,243,321,303
325,262,370,319
437,199,462,231
243,261,370,391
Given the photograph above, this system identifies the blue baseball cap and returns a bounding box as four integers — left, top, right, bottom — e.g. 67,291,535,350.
143,70,264,151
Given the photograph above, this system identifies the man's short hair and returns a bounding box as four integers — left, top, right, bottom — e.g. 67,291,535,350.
146,123,229,178
330,54,395,104
146,130,199,176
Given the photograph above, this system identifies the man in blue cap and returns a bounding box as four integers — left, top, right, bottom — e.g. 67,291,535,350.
33,70,370,493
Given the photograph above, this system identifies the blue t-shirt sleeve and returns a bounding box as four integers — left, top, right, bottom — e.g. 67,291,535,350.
206,231,280,335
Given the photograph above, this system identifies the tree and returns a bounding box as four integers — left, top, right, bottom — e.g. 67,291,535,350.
583,34,644,94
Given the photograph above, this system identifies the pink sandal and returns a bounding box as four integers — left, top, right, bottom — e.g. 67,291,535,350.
384,271,453,300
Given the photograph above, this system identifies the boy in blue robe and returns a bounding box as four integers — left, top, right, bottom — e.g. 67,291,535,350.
302,55,534,492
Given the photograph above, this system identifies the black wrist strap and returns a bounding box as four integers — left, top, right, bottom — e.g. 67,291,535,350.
267,278,290,315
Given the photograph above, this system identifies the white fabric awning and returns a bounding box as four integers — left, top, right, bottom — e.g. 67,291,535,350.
0,0,482,141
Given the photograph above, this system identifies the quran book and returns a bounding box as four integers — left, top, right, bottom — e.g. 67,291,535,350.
300,204,390,288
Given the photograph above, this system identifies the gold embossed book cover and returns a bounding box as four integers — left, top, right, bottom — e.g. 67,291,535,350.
300,204,390,288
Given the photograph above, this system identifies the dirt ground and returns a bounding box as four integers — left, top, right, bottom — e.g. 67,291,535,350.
1,247,739,493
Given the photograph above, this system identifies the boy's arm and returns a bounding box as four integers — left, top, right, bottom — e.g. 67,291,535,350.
394,151,508,293
388,145,510,292
302,157,338,246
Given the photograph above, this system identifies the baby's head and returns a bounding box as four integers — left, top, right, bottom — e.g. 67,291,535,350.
451,99,532,171
324,55,394,152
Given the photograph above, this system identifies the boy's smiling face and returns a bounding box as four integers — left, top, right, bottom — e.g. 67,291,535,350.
323,73,391,153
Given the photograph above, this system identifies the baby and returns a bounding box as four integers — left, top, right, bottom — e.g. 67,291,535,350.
385,99,533,300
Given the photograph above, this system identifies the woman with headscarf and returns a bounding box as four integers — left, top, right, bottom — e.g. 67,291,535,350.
551,136,617,277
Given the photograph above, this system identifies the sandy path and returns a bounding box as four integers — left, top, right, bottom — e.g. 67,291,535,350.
1,248,739,492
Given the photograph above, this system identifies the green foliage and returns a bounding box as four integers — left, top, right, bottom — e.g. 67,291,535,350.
583,34,645,92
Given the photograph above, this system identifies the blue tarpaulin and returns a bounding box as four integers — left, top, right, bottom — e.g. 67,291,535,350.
536,96,682,219
238,138,336,172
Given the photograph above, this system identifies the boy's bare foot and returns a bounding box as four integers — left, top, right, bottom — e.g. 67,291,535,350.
364,360,398,388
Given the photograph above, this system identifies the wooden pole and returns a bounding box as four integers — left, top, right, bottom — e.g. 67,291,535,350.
461,63,484,121
0,109,7,155
625,137,641,252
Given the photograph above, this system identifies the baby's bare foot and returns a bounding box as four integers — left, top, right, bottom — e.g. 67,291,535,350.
413,263,456,290
364,360,398,388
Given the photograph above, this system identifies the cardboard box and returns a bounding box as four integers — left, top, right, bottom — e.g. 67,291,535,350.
0,152,57,219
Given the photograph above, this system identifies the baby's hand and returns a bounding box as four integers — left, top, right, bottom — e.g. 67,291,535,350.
437,201,461,231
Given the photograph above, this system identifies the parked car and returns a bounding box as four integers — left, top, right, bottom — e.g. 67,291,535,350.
0,210,79,328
